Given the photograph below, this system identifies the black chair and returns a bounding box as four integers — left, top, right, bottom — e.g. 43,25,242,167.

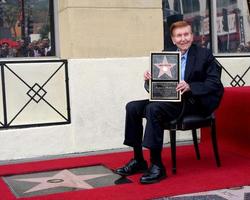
164,97,221,174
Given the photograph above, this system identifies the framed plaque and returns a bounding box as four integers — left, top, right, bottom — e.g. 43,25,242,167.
149,51,181,101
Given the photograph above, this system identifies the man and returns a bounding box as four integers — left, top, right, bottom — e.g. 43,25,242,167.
115,21,224,184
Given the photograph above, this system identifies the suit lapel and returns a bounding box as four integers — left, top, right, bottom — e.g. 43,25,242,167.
184,45,196,81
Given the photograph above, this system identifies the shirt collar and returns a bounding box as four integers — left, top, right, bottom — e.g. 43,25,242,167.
183,50,188,57
179,49,189,59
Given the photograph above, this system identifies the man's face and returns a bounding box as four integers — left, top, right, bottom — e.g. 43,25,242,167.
171,25,193,53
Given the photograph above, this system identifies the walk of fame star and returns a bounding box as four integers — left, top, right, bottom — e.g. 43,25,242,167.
154,56,176,78
13,169,111,193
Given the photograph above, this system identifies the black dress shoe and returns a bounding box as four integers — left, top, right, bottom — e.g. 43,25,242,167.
140,164,166,184
114,159,148,176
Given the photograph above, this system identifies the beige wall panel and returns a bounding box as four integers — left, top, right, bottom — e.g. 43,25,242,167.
58,0,163,58
59,0,161,9
58,0,67,11
58,7,71,57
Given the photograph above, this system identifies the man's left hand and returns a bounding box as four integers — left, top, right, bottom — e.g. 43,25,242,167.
176,80,190,94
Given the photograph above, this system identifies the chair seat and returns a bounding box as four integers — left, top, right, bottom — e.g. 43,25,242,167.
175,113,215,130
164,113,215,130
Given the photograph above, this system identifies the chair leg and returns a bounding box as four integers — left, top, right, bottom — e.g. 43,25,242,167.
170,130,176,174
211,119,221,167
192,129,200,160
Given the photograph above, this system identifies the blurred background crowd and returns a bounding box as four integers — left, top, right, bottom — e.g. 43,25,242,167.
0,37,51,58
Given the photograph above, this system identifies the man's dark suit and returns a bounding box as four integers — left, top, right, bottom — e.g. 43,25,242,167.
124,44,224,149
175,44,224,114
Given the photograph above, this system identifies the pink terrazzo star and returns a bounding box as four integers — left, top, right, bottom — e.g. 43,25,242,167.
14,169,111,193
154,56,176,78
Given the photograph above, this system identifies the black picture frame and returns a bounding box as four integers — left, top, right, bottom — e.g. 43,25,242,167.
149,51,181,101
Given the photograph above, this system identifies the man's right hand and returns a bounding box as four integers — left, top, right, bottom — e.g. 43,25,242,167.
144,70,151,80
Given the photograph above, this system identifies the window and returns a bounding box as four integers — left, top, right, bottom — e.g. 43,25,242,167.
215,0,247,53
162,0,250,54
217,0,237,8
0,0,55,58
182,0,200,14
173,0,181,13
163,0,209,50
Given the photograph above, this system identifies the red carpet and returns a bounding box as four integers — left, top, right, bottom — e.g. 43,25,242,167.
1,144,250,200
0,87,250,200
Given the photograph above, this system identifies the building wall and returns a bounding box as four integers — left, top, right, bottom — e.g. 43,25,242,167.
58,0,163,58
0,0,250,161
1,55,250,161
0,0,166,161
0,57,185,161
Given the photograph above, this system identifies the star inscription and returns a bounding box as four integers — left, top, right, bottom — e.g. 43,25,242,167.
154,56,176,78
13,169,111,193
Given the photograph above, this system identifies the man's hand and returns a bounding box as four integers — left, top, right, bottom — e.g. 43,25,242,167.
176,80,190,94
144,70,151,80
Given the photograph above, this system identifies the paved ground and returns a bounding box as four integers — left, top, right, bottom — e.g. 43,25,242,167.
155,186,250,200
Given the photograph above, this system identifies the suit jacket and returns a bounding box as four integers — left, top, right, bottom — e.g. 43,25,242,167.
182,44,224,114
146,44,224,115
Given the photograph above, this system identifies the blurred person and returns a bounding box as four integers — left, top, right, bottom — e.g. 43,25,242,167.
42,38,52,56
18,39,28,57
245,41,250,52
31,40,44,57
237,43,247,53
27,42,35,57
38,40,45,56
0,42,10,57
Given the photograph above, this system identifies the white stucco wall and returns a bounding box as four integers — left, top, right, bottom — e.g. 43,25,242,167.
0,57,161,161
69,57,150,152
1,56,249,161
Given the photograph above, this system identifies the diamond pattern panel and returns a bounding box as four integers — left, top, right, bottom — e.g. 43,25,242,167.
27,83,47,103
0,60,70,129
216,56,250,87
